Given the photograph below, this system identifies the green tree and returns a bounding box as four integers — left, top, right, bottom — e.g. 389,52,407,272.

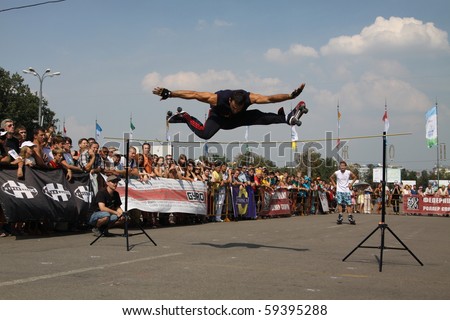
0,67,56,137
233,151,275,168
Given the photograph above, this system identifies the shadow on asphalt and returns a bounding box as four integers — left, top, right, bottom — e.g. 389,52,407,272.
192,242,309,252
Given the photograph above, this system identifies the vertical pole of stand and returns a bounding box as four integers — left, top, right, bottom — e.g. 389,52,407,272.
125,136,130,251
379,131,387,272
381,131,387,224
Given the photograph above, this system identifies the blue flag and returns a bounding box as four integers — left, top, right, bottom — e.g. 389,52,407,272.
96,122,103,138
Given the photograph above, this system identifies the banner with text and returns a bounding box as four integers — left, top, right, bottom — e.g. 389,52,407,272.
402,195,450,216
0,167,93,223
116,178,207,215
231,185,257,219
259,187,291,217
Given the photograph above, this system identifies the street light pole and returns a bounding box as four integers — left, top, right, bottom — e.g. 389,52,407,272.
23,67,60,126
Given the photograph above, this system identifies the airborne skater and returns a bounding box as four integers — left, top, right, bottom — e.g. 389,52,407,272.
152,83,307,140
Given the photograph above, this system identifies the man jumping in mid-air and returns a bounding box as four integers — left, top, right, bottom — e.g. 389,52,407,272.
152,83,307,140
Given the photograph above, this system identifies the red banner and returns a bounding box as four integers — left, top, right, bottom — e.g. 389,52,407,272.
402,195,450,216
259,187,291,217
116,178,207,215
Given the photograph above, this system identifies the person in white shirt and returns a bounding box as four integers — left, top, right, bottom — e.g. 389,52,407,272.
330,161,358,225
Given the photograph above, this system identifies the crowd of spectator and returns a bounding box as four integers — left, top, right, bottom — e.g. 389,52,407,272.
1,118,449,237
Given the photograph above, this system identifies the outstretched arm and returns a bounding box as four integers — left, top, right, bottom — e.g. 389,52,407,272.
153,87,217,105
250,83,305,104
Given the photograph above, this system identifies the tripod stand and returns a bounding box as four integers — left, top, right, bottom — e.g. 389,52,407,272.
90,134,157,251
342,131,423,272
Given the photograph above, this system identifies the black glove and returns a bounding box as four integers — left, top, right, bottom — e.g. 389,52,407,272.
160,88,172,100
290,83,305,99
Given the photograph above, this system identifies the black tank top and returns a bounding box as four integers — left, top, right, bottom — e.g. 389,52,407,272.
213,90,251,117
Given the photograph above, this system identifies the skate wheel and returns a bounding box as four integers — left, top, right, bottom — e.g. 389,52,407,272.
177,107,183,112
297,120,302,126
303,108,309,114
167,111,173,116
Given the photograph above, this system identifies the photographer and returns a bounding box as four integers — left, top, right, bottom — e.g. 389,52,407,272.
89,175,125,237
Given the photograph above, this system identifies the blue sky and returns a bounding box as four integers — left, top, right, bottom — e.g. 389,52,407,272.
2,0,450,171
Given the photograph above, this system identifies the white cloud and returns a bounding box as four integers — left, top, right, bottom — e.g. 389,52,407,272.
142,70,285,93
213,19,233,27
196,19,233,30
321,16,450,56
264,44,319,62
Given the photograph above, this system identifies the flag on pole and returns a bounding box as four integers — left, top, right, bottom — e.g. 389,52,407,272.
425,106,438,148
382,104,389,133
291,126,298,150
63,119,67,137
95,121,102,138
130,115,136,131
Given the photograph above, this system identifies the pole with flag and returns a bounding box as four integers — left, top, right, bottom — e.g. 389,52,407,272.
382,100,390,133
95,119,102,140
337,101,341,147
426,100,439,185
130,113,135,139
62,117,67,137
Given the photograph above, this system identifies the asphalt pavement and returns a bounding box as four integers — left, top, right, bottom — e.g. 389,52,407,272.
1,212,449,300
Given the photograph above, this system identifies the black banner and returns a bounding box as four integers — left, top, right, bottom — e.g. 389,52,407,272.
0,167,93,223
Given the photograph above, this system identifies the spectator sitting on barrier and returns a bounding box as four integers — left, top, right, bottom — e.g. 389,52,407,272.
48,147,72,181
424,183,434,196
177,154,188,175
136,153,152,182
166,159,182,179
153,156,165,177
183,160,197,182
142,143,153,175
61,137,82,173
79,141,102,174
402,184,411,196
201,166,211,183
417,185,424,196
19,141,36,167
436,185,449,197
109,151,122,176
195,165,205,182
89,175,125,237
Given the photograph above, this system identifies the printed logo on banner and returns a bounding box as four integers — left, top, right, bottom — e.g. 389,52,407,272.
186,191,205,202
43,183,72,202
407,196,419,210
1,181,38,199
74,186,92,203
236,187,249,215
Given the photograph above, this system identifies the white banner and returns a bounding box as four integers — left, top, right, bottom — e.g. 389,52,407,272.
116,178,207,215
425,106,437,148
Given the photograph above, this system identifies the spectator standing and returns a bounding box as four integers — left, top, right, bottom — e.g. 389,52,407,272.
1,119,20,153
391,183,402,215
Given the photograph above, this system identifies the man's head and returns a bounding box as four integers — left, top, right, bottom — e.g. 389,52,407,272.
339,161,347,172
106,175,121,190
33,127,46,144
142,142,151,155
90,142,100,154
229,90,247,114
1,119,15,135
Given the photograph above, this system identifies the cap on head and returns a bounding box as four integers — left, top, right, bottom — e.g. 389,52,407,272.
20,141,36,148
107,175,121,183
